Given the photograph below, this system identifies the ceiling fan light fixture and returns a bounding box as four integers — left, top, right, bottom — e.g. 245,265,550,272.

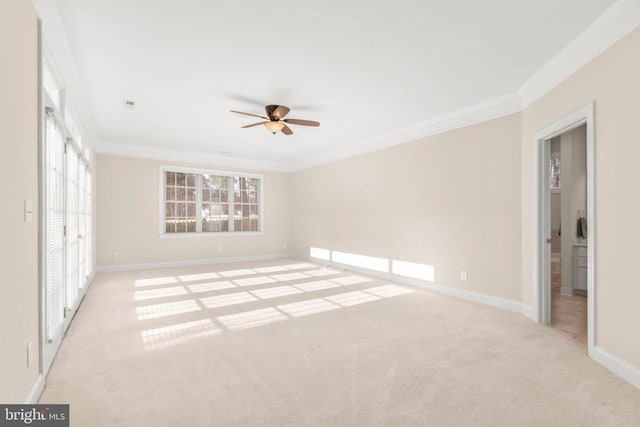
231,105,319,136
264,121,285,134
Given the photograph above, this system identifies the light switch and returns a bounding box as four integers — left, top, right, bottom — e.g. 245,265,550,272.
24,200,34,223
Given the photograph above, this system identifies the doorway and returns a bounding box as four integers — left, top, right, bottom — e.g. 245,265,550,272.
533,102,595,354
548,126,587,345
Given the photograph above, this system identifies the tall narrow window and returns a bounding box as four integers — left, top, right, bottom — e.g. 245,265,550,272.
161,167,263,235
202,174,230,232
80,165,92,285
44,109,65,341
233,177,260,232
165,171,198,233
66,143,80,307
42,65,61,110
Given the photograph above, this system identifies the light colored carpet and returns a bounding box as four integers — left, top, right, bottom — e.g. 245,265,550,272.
39,258,640,426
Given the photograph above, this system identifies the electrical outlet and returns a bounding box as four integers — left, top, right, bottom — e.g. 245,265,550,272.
218,246,223,253
114,252,120,259
460,270,468,281
283,243,288,249
352,213,357,221
27,342,33,368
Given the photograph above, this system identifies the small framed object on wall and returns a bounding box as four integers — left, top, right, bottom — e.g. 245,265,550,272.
550,153,560,190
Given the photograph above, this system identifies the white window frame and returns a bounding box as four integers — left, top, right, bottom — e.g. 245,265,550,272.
159,165,264,238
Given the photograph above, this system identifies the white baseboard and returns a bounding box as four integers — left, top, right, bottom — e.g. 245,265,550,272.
292,254,523,314
24,374,44,404
87,270,97,285
520,304,537,321
394,276,523,313
591,346,640,390
96,253,291,273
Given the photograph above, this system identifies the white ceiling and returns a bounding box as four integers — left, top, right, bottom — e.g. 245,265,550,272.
53,0,618,170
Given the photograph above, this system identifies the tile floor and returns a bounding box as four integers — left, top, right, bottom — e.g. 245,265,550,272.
550,256,588,346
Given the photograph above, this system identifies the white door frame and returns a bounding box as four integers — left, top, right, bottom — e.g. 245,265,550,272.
532,101,595,355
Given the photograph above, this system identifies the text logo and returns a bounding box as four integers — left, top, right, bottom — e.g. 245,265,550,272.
0,405,68,426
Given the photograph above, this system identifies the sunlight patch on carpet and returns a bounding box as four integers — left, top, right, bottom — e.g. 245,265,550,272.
217,308,287,331
187,281,236,293
141,319,221,350
277,299,341,318
136,300,201,320
134,286,188,301
200,292,258,308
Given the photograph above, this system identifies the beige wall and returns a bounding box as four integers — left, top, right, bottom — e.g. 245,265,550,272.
95,154,291,267
290,24,640,374
0,0,40,402
291,114,522,301
520,27,640,367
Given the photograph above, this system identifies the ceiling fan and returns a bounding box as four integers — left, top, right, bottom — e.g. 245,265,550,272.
230,105,320,135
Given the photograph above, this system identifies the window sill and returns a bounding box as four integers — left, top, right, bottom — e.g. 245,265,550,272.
159,231,264,239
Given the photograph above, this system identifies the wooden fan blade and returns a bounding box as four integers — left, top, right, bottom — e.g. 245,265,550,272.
281,124,293,135
272,105,290,120
231,110,268,120
283,118,320,127
241,121,268,128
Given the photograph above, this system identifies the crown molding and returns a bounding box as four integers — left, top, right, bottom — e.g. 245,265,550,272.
43,0,640,173
292,92,522,171
519,0,640,109
294,0,640,172
94,141,295,173
32,0,101,147
95,92,520,174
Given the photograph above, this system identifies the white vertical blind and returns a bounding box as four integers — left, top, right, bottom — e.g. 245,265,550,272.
78,163,91,289
45,111,65,341
84,167,92,286
66,143,80,307
44,113,92,342
78,162,86,288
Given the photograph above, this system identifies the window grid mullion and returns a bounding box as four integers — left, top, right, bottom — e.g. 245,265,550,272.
228,177,234,232
196,174,203,232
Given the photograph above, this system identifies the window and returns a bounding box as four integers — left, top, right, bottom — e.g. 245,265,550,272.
42,64,61,109
161,166,263,235
42,58,93,370
64,107,83,149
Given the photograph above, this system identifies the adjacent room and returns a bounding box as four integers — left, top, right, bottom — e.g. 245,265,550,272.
2,0,640,425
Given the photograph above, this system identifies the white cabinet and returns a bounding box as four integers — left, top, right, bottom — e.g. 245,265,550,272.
573,245,588,291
